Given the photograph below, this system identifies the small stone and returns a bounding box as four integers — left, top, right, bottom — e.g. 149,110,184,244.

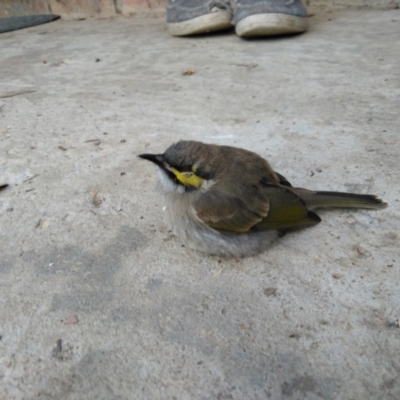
63,315,79,325
263,287,277,297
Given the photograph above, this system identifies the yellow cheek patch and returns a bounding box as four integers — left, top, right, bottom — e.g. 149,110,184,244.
172,168,203,188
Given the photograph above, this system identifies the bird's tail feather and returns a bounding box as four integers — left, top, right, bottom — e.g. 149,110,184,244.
298,189,388,210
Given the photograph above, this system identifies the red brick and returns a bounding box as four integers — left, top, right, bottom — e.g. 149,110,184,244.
48,0,116,18
118,0,166,15
0,0,49,17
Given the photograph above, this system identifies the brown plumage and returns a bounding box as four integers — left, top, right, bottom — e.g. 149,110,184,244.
139,140,387,256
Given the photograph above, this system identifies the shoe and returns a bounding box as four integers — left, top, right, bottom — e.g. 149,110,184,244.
167,0,233,36
233,0,308,37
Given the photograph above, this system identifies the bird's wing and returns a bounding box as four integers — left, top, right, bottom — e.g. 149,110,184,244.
254,185,320,231
275,172,292,187
193,183,270,233
194,182,319,233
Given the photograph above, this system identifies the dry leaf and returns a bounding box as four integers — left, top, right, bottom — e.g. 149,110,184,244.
36,219,48,228
90,189,103,206
183,67,195,76
84,139,101,143
0,89,36,99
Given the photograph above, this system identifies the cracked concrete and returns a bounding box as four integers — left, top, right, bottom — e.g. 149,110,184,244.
0,9,399,399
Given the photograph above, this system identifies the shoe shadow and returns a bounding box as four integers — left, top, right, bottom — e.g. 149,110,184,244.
174,26,236,39
238,31,307,41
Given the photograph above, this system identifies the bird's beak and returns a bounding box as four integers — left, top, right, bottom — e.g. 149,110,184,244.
139,153,178,183
138,153,165,168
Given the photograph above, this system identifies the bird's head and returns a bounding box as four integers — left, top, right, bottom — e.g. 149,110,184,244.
139,141,216,194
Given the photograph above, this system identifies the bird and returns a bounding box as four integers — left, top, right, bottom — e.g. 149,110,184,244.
139,140,387,257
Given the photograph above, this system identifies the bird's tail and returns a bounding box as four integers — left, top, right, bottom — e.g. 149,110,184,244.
297,189,388,210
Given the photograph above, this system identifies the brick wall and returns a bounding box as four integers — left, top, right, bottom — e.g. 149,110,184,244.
0,0,399,18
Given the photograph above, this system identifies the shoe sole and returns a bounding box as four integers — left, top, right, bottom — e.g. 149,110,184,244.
168,11,232,36
235,13,307,37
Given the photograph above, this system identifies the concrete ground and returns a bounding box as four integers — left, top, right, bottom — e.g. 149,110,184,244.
0,9,399,399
